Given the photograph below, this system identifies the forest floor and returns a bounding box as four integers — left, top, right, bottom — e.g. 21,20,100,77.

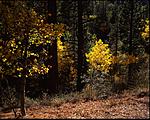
0,88,149,119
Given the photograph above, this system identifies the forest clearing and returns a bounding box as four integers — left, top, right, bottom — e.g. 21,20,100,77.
0,87,149,119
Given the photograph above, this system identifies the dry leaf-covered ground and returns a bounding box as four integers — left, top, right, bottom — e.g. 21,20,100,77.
0,90,149,119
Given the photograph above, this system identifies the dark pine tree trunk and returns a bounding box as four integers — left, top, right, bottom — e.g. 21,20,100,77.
77,0,84,92
127,0,134,88
47,0,58,94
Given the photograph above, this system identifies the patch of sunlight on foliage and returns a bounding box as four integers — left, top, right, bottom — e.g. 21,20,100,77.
141,18,149,40
85,39,112,73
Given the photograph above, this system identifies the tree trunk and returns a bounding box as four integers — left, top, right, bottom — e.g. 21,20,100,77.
47,0,58,94
20,35,28,116
77,0,84,92
20,77,26,116
127,0,134,88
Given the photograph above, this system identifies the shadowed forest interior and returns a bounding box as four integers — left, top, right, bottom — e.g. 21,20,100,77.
0,0,149,119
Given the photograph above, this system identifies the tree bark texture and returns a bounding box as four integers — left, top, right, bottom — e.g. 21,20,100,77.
77,0,84,92
47,0,58,94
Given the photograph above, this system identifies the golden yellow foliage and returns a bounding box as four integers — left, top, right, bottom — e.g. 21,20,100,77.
0,6,66,78
141,18,149,40
85,39,113,73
